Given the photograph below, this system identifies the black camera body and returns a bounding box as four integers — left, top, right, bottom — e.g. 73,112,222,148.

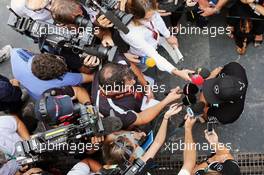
81,0,133,34
15,104,107,167
7,10,117,61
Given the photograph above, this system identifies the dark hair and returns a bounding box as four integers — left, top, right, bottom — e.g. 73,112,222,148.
99,63,135,92
50,0,83,24
126,0,157,19
102,136,135,165
31,54,68,80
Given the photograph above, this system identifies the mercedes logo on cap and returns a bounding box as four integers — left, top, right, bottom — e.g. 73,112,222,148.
214,85,220,94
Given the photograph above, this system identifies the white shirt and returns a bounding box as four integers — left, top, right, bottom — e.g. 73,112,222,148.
11,0,53,22
67,162,94,175
0,116,22,156
119,12,175,74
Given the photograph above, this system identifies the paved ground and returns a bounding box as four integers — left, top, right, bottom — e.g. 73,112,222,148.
0,0,264,157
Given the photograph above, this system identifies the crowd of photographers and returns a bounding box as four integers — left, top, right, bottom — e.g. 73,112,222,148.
0,0,260,174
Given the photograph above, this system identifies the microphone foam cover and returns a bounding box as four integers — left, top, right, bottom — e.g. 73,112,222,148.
191,75,204,86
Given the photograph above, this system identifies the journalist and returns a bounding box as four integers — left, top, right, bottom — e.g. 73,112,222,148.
200,62,248,124
91,63,182,129
10,48,95,100
119,0,194,81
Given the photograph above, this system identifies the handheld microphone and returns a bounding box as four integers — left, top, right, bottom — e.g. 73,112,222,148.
190,74,204,86
196,68,210,79
189,68,211,86
182,95,197,106
183,83,199,95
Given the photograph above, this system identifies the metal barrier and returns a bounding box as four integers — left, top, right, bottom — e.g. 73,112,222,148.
151,153,264,175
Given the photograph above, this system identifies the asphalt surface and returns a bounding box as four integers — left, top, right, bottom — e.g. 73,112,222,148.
0,0,264,157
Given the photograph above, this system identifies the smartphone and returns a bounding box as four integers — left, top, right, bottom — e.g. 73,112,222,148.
207,122,214,134
141,131,154,151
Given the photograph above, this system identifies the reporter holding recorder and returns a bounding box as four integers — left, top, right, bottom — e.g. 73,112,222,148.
119,0,194,81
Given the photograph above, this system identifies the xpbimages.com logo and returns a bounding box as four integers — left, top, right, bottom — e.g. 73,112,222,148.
164,140,232,154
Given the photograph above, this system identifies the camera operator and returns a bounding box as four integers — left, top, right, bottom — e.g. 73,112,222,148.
49,0,114,45
200,62,248,124
39,0,115,73
119,0,194,81
91,63,182,129
10,48,95,100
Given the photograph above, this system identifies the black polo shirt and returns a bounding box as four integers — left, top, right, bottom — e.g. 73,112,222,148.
91,72,142,129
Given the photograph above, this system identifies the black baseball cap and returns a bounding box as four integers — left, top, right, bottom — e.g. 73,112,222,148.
222,160,241,175
203,75,247,105
35,95,74,124
196,160,241,175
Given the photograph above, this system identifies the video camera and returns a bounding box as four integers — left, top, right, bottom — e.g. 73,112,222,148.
80,0,133,34
7,9,117,62
15,95,123,166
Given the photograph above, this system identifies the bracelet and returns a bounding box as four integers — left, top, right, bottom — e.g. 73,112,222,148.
250,3,257,10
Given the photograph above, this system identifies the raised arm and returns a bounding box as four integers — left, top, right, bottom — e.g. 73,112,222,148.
141,104,183,162
133,87,182,126
15,115,30,140
181,115,197,173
